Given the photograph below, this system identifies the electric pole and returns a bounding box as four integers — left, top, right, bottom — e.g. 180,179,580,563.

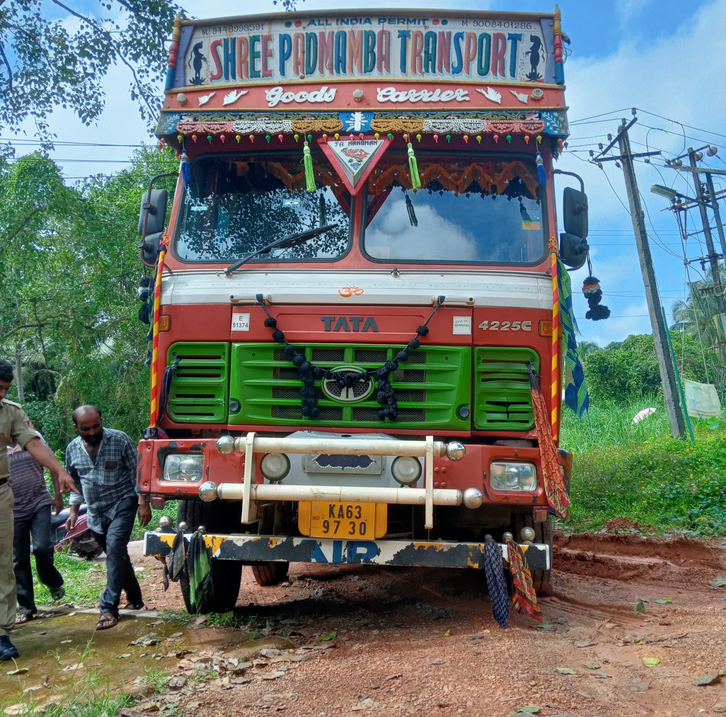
594,115,686,438
688,148,726,320
704,170,726,257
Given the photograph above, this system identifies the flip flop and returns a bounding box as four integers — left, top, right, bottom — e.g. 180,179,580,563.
15,613,33,625
49,587,66,603
120,602,145,611
96,613,118,631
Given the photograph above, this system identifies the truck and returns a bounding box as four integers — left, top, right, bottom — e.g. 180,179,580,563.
138,6,589,614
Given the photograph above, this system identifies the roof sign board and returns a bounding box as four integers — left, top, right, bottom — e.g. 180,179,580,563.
175,13,554,89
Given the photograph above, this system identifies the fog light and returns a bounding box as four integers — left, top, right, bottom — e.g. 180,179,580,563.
199,481,218,502
391,456,422,485
462,487,483,509
446,441,466,461
261,453,290,482
216,435,236,455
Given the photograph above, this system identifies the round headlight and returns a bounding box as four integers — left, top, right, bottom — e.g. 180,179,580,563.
216,435,236,455
260,453,290,482
391,456,422,486
504,465,521,487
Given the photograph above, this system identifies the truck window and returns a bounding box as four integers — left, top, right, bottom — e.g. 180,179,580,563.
176,153,351,262
363,154,545,265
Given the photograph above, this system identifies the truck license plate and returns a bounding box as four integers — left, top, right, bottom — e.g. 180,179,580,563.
309,502,376,539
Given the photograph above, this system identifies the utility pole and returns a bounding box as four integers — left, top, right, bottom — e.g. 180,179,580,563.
688,148,726,322
704,170,726,257
594,116,686,438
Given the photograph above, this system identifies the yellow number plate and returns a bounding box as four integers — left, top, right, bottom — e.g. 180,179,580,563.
298,502,387,539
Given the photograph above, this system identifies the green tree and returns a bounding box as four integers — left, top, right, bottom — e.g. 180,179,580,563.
0,0,303,135
0,147,178,449
583,333,715,405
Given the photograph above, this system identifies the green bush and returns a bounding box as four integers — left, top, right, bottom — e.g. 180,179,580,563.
563,436,726,536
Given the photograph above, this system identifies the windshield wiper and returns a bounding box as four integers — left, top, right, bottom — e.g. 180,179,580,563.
224,224,339,276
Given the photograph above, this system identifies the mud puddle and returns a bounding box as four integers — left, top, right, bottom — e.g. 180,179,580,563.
0,611,283,712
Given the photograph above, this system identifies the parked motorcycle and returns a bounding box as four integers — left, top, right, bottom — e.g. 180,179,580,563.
51,505,103,559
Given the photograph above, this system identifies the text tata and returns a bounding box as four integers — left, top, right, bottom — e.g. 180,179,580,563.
207,30,525,81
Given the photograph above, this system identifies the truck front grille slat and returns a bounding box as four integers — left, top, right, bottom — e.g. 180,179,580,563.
474,347,538,431
230,343,469,429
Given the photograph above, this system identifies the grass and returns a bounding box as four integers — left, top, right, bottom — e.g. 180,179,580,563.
32,552,107,608
160,608,265,632
560,398,726,536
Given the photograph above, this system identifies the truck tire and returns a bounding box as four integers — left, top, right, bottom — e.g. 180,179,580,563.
513,514,553,596
250,561,289,586
176,499,243,614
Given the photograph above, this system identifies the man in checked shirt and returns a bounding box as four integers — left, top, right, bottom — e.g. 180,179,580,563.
65,405,151,630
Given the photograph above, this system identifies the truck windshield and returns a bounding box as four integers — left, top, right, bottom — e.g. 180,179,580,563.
176,153,351,262
363,153,545,265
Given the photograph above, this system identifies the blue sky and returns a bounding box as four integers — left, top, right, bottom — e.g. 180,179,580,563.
9,0,726,348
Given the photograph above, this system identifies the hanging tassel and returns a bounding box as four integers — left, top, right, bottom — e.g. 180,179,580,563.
180,150,191,190
582,276,611,320
407,142,422,190
536,151,547,185
303,141,316,192
405,193,418,227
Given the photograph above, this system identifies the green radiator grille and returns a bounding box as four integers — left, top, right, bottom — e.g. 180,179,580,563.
166,342,229,423
229,343,470,429
474,347,538,431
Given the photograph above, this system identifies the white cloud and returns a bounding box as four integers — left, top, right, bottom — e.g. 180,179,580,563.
615,0,652,26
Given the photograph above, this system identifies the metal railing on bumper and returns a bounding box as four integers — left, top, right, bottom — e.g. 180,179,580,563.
200,433,470,530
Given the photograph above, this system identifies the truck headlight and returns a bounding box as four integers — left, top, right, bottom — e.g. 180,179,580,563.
163,454,204,482
490,462,537,492
260,453,290,482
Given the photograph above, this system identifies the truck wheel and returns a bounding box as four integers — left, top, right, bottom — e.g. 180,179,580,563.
176,499,243,614
250,561,289,586
513,514,553,596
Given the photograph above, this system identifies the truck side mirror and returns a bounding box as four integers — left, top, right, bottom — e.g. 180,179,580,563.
559,232,589,270
563,186,588,239
138,189,168,237
140,232,164,267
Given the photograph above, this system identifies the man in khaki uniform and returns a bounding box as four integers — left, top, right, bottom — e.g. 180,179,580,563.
0,359,78,661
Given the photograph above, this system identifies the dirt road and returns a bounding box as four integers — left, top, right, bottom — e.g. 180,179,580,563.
128,531,726,717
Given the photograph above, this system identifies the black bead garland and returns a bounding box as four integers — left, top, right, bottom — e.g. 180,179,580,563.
256,294,445,421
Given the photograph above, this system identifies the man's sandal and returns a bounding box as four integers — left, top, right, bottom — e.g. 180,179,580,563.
49,587,66,603
96,613,119,631
15,614,33,625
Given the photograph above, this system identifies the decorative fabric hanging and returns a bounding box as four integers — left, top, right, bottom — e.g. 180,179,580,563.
407,142,422,190
558,259,589,418
527,365,570,519
256,294,445,421
187,530,212,614
303,140,316,192
506,539,543,622
484,539,509,629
